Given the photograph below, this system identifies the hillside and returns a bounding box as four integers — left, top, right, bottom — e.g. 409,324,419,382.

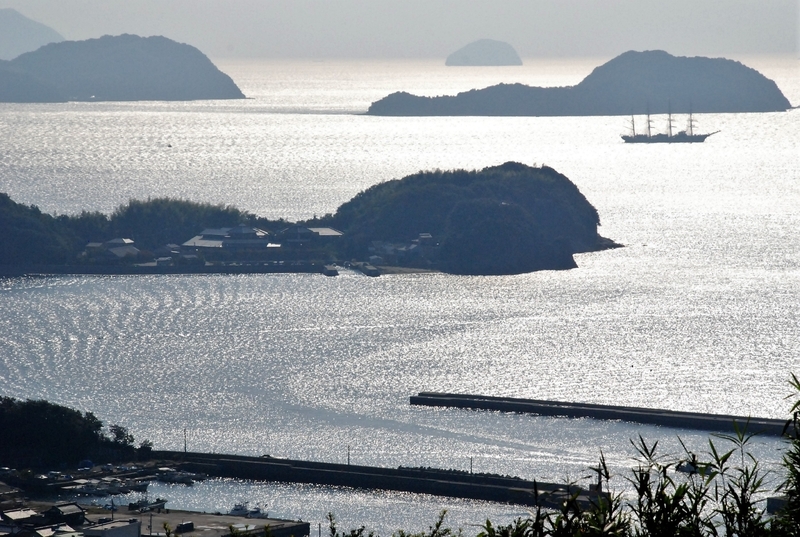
0,34,245,102
0,8,63,61
323,162,615,275
368,50,791,116
0,193,83,264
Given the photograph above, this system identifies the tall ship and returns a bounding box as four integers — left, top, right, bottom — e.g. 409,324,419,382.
622,112,718,143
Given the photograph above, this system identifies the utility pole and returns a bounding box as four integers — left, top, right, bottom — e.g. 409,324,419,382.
184,428,187,454
347,445,350,466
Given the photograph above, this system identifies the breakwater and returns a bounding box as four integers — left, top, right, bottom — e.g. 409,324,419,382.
409,393,787,436
151,451,603,510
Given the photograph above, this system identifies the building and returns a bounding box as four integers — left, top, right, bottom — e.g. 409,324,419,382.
43,504,84,526
182,225,280,255
82,519,140,537
278,225,342,245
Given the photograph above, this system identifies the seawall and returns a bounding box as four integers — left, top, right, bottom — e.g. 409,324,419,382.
409,393,787,436
151,451,603,510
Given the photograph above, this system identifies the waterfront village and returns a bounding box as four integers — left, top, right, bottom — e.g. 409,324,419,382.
79,224,438,276
0,463,310,537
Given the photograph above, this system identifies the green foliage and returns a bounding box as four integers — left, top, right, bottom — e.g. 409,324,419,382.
393,511,461,537
108,197,251,249
0,193,286,265
58,210,111,243
109,424,135,446
628,435,714,536
328,512,375,537
324,162,604,274
772,373,800,534
137,439,155,459
0,396,106,466
0,193,83,264
439,198,570,275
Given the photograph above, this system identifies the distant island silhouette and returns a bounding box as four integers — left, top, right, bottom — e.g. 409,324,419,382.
368,50,791,116
0,34,245,102
0,8,63,61
445,39,522,66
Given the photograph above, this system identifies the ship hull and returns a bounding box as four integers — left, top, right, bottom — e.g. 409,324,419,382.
622,132,716,144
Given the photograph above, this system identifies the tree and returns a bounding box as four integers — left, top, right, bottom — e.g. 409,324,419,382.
109,424,134,446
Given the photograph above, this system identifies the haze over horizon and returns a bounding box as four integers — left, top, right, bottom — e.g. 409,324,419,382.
0,0,797,61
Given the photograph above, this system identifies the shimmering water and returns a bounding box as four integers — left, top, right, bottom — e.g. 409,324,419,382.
1,57,799,534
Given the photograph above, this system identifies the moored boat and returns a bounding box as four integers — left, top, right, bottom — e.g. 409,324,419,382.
228,503,250,517
127,497,167,512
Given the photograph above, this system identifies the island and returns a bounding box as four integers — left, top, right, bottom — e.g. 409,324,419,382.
322,162,616,275
367,50,792,116
0,34,245,102
445,39,523,66
0,163,617,276
0,8,63,61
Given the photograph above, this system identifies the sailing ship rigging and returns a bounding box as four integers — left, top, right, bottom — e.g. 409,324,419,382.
622,112,718,143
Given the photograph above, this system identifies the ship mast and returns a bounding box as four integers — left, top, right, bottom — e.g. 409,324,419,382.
667,102,674,137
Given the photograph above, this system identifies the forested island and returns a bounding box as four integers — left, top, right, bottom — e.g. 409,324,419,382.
0,34,244,102
368,50,791,116
0,163,616,276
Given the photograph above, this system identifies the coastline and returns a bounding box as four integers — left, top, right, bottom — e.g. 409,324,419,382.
0,263,441,278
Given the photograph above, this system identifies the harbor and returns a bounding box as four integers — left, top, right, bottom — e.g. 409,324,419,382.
9,500,311,537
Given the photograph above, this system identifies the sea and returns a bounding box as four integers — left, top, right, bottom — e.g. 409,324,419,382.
1,56,799,535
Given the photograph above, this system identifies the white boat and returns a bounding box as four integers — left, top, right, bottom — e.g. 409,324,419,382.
228,503,250,517
156,468,195,485
247,505,269,519
127,497,168,512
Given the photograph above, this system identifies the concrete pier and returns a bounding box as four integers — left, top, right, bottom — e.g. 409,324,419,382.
409,392,787,436
151,451,603,510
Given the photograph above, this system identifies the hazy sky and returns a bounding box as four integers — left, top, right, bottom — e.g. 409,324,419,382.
1,0,797,60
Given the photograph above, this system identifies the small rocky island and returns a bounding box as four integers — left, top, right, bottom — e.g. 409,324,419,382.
0,163,616,276
445,39,523,66
0,34,244,102
368,50,791,116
